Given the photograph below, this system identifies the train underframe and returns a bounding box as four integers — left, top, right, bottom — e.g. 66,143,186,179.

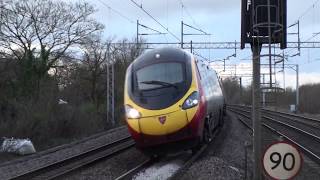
130,108,225,157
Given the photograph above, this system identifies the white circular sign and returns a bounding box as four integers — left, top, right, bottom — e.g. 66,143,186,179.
263,141,302,180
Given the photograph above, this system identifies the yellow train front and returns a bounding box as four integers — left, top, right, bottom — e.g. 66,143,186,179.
124,47,225,155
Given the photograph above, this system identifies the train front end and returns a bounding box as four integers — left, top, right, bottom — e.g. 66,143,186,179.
124,48,206,155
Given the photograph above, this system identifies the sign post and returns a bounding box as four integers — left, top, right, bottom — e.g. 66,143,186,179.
252,44,262,179
241,0,287,179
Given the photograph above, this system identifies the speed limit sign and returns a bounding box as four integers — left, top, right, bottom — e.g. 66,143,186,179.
263,141,302,179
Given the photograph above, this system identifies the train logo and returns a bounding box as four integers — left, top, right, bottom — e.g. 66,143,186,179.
158,116,166,124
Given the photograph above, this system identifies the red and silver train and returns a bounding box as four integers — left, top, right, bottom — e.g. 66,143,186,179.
124,47,225,155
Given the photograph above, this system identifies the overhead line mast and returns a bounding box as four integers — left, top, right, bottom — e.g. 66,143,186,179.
181,21,211,51
178,0,206,33
136,20,166,44
130,0,180,41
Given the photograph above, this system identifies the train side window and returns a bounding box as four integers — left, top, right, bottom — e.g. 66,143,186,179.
195,61,201,80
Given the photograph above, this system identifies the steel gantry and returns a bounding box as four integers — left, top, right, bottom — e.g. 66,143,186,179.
110,41,320,50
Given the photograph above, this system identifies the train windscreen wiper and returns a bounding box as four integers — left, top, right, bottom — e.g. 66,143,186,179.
140,80,178,89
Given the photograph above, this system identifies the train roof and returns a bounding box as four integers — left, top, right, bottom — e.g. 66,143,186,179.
132,47,192,68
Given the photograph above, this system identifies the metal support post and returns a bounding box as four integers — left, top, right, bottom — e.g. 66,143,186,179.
262,92,266,108
240,77,242,102
136,20,139,45
234,40,237,57
274,47,278,111
106,45,115,126
181,21,184,48
252,44,262,180
296,64,299,113
283,58,286,90
262,74,266,107
106,50,110,126
112,63,115,123
267,0,273,88
298,20,301,55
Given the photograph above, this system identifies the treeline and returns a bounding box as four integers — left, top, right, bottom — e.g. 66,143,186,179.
222,77,320,114
299,84,320,113
0,0,144,149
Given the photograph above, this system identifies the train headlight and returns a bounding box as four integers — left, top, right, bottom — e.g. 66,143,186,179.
125,105,141,119
182,91,200,110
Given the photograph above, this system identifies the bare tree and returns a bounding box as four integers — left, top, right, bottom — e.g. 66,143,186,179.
80,34,111,106
0,0,103,78
221,77,241,104
112,38,145,66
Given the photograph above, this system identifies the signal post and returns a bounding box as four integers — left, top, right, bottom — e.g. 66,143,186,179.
241,0,287,179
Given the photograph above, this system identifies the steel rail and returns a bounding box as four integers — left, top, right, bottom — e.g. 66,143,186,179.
228,107,320,142
263,115,320,142
170,124,224,180
262,110,320,131
11,136,134,180
114,159,155,180
0,126,127,168
228,104,320,124
262,124,320,165
227,106,320,165
168,145,208,180
263,108,320,124
228,105,320,139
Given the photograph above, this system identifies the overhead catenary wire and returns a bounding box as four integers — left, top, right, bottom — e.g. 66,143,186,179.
296,0,320,42
286,0,320,56
178,0,211,65
286,17,319,56
183,22,210,35
97,0,135,24
295,0,320,23
138,22,166,35
130,0,181,41
178,0,206,33
165,0,169,43
305,32,320,42
193,50,212,65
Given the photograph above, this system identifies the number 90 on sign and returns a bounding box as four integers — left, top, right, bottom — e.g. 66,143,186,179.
263,142,302,180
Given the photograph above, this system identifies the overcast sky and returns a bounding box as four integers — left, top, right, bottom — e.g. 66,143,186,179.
72,0,320,88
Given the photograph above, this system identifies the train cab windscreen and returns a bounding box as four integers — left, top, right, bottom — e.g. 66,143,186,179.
136,62,184,91
129,60,191,110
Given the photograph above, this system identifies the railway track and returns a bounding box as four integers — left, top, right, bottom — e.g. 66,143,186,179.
114,145,208,180
227,105,320,165
114,158,155,180
115,125,222,180
231,105,320,132
10,136,134,180
0,126,128,169
169,144,208,180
